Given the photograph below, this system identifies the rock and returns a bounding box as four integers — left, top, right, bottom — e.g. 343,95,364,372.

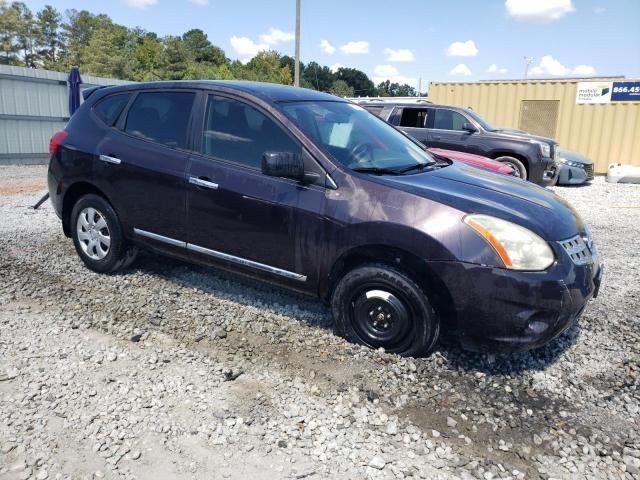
447,417,458,428
368,456,386,470
130,451,141,460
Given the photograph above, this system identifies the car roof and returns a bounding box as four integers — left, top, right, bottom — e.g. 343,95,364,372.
357,101,460,110
94,80,343,104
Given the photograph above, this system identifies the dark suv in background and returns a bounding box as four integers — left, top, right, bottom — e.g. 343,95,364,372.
48,81,601,356
359,101,559,185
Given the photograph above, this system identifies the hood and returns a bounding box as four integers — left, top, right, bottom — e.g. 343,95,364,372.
428,148,514,175
491,128,557,146
558,148,593,165
377,163,583,240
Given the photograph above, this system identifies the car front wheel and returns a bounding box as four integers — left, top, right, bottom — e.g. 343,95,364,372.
331,264,439,357
495,156,527,180
70,194,136,273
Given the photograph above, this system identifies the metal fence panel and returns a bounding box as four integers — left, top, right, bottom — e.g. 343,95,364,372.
0,65,131,166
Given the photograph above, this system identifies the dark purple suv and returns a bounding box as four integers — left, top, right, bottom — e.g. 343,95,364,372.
47,81,603,355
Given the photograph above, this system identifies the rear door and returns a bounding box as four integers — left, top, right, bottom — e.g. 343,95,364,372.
185,93,327,288
395,107,431,145
93,90,196,244
425,108,480,154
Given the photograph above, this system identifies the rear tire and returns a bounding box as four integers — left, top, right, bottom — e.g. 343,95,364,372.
70,194,137,273
495,156,527,180
331,263,439,357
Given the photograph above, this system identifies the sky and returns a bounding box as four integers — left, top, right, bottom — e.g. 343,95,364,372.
22,0,640,88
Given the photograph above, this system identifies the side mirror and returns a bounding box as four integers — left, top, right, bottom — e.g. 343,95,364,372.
462,122,478,133
262,151,305,181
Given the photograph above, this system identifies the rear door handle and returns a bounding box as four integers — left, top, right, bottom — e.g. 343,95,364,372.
189,176,218,190
432,135,441,140
98,154,121,165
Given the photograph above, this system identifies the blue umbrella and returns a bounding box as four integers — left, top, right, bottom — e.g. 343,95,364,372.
68,66,83,116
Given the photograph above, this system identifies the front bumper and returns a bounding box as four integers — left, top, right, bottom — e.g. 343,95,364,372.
427,252,602,353
557,164,594,185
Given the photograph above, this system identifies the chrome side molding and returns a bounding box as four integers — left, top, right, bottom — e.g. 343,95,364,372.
186,243,307,281
133,228,186,248
133,228,306,282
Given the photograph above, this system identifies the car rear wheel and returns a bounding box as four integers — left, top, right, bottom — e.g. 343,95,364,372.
495,156,527,180
70,194,137,273
331,264,439,357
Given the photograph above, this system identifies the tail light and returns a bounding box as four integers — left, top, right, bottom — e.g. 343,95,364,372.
49,130,69,156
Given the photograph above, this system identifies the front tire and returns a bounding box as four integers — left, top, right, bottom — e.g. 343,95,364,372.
495,156,527,180
331,264,439,357
70,194,136,273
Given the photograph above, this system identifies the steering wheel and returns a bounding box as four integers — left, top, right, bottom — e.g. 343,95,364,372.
350,141,374,165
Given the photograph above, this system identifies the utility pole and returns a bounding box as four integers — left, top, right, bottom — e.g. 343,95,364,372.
294,0,301,87
524,56,534,80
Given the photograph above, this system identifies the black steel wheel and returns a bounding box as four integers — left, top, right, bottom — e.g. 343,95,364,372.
331,263,439,356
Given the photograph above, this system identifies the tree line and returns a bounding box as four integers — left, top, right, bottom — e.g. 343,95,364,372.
0,2,421,97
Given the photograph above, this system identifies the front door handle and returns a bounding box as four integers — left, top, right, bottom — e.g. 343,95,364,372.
432,135,441,141
99,154,121,165
189,176,218,190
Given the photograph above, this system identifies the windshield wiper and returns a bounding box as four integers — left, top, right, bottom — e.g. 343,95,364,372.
351,166,401,175
396,162,435,174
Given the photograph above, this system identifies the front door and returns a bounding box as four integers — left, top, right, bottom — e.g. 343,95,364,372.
186,93,327,287
425,108,480,154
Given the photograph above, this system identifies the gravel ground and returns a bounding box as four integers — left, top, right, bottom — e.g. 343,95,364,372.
1,165,639,480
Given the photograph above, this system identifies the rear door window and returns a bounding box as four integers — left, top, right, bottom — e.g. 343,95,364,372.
93,94,131,126
124,91,195,149
399,108,428,128
427,108,467,131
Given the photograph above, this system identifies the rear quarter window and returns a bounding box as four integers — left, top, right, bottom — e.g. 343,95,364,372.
93,94,131,126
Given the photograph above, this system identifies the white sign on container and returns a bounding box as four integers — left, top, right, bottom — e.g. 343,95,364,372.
576,82,613,104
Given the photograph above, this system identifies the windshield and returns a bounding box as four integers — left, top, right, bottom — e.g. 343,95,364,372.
464,109,497,132
280,101,435,172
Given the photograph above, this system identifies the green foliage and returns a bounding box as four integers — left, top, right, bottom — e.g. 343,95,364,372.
329,79,354,97
335,67,377,96
0,1,408,97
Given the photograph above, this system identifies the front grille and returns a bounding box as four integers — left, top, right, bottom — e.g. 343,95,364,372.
584,163,594,179
559,235,593,265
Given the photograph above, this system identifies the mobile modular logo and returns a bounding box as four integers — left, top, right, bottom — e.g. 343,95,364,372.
576,82,613,104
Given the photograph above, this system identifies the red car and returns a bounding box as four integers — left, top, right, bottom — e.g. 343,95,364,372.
428,148,515,175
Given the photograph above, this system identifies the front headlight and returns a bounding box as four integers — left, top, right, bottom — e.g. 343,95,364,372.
539,143,551,157
464,214,555,271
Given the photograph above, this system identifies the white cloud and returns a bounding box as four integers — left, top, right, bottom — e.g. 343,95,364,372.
446,40,478,57
487,64,508,74
383,48,415,62
339,41,369,55
573,64,596,76
229,36,269,57
593,6,606,14
505,0,575,23
260,28,295,45
529,55,570,76
320,39,335,55
330,63,344,73
373,64,398,77
124,0,157,9
449,63,472,76
372,64,417,87
190,0,209,5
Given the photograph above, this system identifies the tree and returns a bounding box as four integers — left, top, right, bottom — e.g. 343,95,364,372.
335,67,376,96
61,9,111,68
329,79,353,97
377,80,417,97
161,35,188,80
0,2,20,64
237,50,292,84
302,61,335,92
82,23,131,78
132,33,162,80
182,28,225,66
36,4,61,67
12,2,38,67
